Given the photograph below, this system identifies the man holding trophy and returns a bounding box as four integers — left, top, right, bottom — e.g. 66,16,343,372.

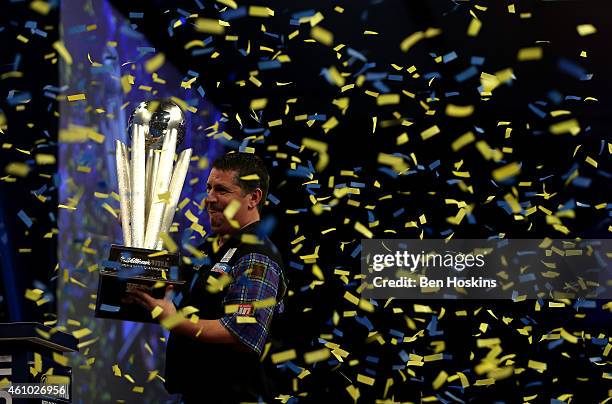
97,99,287,403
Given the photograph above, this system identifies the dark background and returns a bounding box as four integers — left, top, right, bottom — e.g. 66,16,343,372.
1,0,610,402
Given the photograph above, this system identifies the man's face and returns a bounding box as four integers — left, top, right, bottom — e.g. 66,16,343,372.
205,168,256,236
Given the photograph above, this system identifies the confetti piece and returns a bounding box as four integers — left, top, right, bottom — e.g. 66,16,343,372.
304,348,331,364
400,28,440,52
249,6,274,17
30,0,51,15
67,94,86,102
528,359,547,372
467,18,482,37
376,94,400,106
346,385,360,401
445,104,474,117
35,154,56,165
357,374,375,386
147,370,159,382
145,53,165,73
25,288,43,301
160,313,185,330
432,370,448,389
223,199,241,228
311,26,334,46
550,119,581,135
577,24,597,36
5,162,30,177
517,47,543,61
151,307,163,321
72,328,92,339
239,174,260,181
195,19,226,34
492,162,521,181
159,232,178,253
52,41,72,65
46,376,70,385
271,349,296,364
53,352,68,366
354,221,373,238
560,328,579,343
250,98,268,110
421,125,440,140
217,0,238,9
452,131,475,151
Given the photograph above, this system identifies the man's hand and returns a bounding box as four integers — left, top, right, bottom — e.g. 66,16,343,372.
125,285,177,321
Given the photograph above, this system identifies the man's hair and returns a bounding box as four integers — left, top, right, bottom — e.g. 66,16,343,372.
212,152,270,213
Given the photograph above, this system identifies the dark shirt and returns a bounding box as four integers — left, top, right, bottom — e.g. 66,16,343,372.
164,221,286,403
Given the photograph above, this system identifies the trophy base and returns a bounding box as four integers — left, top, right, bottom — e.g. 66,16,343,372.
95,244,185,323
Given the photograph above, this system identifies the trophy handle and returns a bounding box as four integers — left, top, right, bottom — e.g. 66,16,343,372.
156,148,193,249
115,140,132,246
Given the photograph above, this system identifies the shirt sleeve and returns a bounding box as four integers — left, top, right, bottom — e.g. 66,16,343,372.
219,252,283,355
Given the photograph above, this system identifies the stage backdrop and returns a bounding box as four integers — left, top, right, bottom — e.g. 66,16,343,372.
59,1,223,401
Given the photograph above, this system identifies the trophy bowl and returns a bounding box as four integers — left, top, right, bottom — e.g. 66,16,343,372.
128,99,186,150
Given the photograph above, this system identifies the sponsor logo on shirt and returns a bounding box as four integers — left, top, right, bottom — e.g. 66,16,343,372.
237,303,254,316
211,262,231,274
220,247,237,263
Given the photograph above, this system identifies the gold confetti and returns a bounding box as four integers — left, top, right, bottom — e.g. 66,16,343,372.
67,94,86,102
52,352,68,366
527,359,547,372
160,313,185,330
72,328,92,339
145,53,165,73
452,131,475,151
376,94,400,106
53,41,73,65
250,98,268,110
217,0,238,9
492,162,521,181
354,221,373,238
517,47,543,61
432,370,448,389
577,24,597,36
271,349,297,364
445,104,474,117
304,348,331,364
357,374,375,386
239,174,261,181
30,0,51,15
159,232,178,252
151,306,163,319
249,6,274,17
549,119,581,135
311,26,334,46
5,162,30,177
421,125,440,140
195,18,225,34
467,18,482,37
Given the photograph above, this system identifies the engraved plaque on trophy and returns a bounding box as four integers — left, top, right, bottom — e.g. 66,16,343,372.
95,99,192,323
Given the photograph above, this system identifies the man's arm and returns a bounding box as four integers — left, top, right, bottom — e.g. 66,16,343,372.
126,288,248,348
129,252,282,354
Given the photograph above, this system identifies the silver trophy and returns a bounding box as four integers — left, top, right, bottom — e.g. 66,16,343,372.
116,99,191,250
96,99,191,322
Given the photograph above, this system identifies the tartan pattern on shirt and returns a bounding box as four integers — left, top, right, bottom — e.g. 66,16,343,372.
219,253,284,355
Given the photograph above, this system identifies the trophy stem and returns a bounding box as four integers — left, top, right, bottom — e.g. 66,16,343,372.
156,147,193,250
130,124,146,248
115,140,132,247
144,149,154,225
144,128,178,249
